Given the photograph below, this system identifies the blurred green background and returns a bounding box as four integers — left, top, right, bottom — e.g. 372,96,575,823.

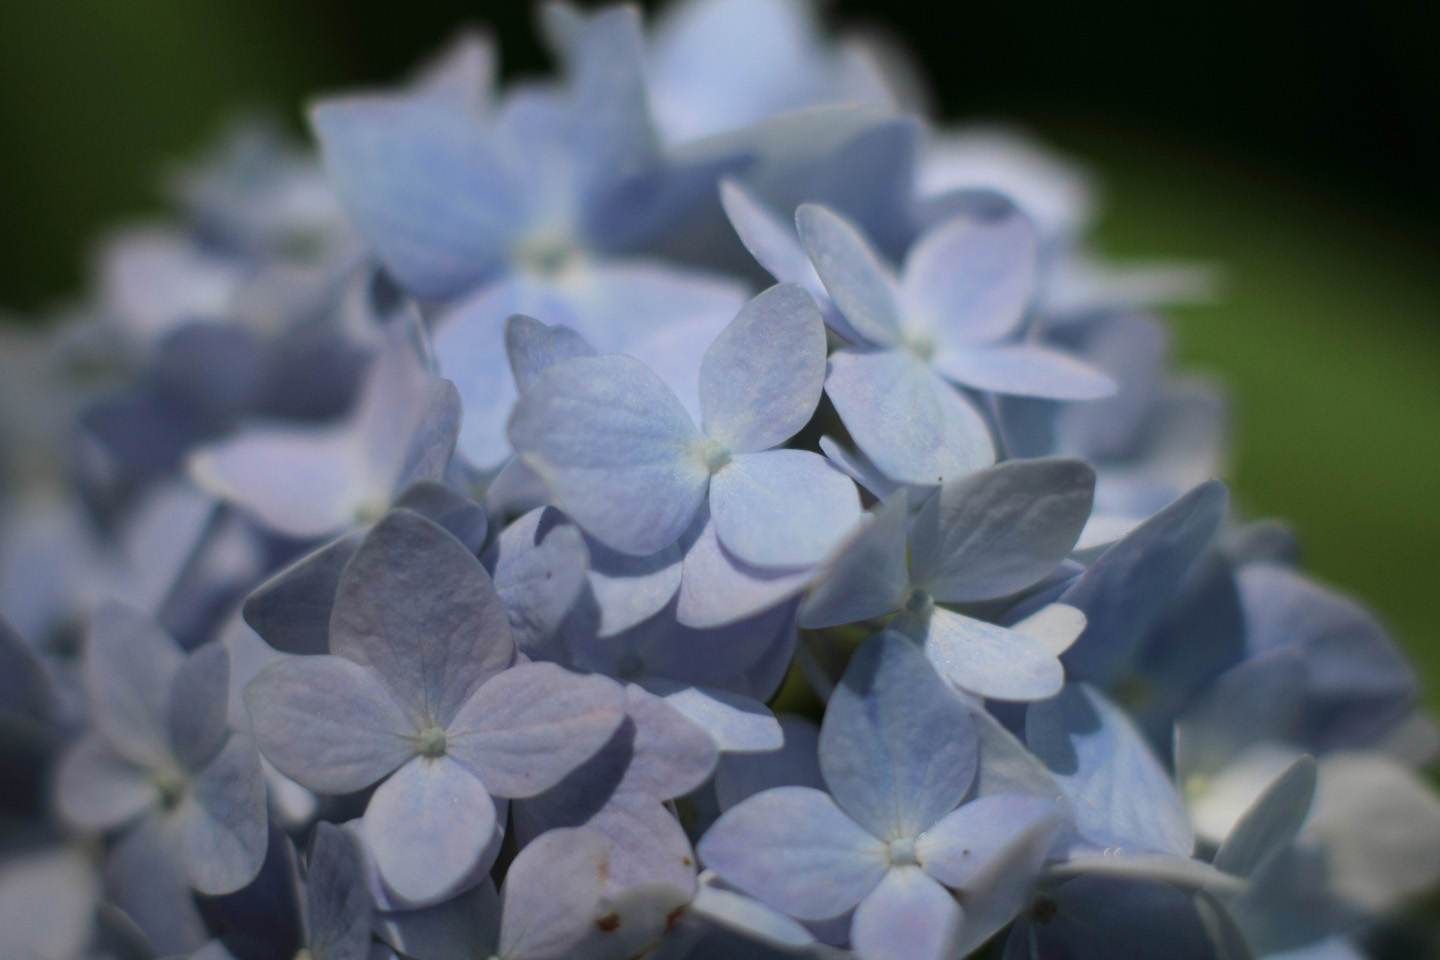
0,1,1436,706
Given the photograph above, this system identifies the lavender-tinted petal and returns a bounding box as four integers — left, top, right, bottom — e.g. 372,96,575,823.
243,656,413,794
0,849,100,960
87,602,184,769
908,458,1095,603
825,349,993,487
586,534,684,637
931,342,1116,401
187,424,370,539
618,683,718,799
374,882,500,960
1009,603,1088,657
1060,480,1229,685
508,354,709,556
447,662,626,798
851,866,963,960
56,734,157,830
795,204,901,347
504,314,597,393
699,284,826,453
818,434,902,499
898,209,1037,344
484,507,590,662
310,96,515,299
947,805,1066,958
719,179,828,304
180,734,267,894
820,632,978,839
432,278,531,470
331,509,515,726
902,606,1064,703
0,612,48,722
697,786,887,920
798,491,910,629
168,642,230,773
1026,684,1194,856
242,532,363,656
305,822,374,960
366,757,497,904
916,794,1062,888
691,873,819,950
676,505,811,629
710,449,860,568
392,379,463,492
1213,754,1316,877
642,680,784,753
584,794,698,895
499,827,614,960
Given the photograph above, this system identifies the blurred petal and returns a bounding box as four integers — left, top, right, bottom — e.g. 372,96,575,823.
826,349,993,487
366,757,497,904
719,179,827,304
242,532,363,656
709,449,860,567
932,343,1116,401
86,602,184,769
1213,754,1316,877
168,643,230,773
56,735,156,830
243,656,413,794
898,209,1036,343
698,786,887,920
508,354,709,556
820,632,978,839
798,491,910,629
908,458,1094,602
504,314,597,393
699,284,826,453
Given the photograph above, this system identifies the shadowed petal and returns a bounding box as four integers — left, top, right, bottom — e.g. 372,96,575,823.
181,734,268,894
485,507,590,661
86,602,184,769
242,532,363,656
499,827,615,960
795,204,901,347
504,314,597,393
168,642,231,773
306,822,374,960
56,735,157,830
676,505,811,629
799,491,910,629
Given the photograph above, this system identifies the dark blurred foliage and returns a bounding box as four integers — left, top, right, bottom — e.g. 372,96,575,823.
0,0,1437,705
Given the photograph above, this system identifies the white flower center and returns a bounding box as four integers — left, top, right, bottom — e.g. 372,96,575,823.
888,837,918,867
417,726,448,758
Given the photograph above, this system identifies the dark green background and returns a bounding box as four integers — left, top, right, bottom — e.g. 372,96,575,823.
1,1,1437,706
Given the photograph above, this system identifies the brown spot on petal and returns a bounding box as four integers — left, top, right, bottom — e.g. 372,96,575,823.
596,912,621,932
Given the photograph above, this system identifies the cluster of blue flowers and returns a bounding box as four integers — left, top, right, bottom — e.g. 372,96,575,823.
3,2,1439,958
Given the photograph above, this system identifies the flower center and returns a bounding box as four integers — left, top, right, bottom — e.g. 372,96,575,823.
417,726,447,758
888,837,918,867
903,586,933,614
513,226,579,277
901,328,936,362
154,768,189,811
701,439,731,474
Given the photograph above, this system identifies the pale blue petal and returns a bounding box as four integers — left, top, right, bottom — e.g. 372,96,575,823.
56,735,156,830
1009,603,1088,657
585,534,683,638
709,449,861,567
691,873,819,950
391,480,489,555
898,209,1037,344
365,756,497,904
374,882,500,960
899,606,1063,703
798,491,910,629
508,354,709,556
946,804,1066,958
484,507,590,662
1026,684,1194,856
931,342,1117,400
719,179,828,305
1213,754,1316,877
391,379,463,492
306,822,373,960
698,284,826,453
795,204,901,347
616,683,718,799
105,814,208,955
187,423,369,538
850,866,963,960
330,509,515,726
916,794,1063,888
168,642,230,773
242,532,363,656
966,699,1065,801
499,827,614,960
580,794,698,895
826,349,994,486
243,656,413,794
820,632,978,839
86,602,184,769
697,786,887,920
0,849,101,960
504,314,597,393
643,680,784,753
310,96,517,299
446,662,627,798
908,457,1095,602
1059,480,1228,685
675,504,811,629
180,734,267,894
